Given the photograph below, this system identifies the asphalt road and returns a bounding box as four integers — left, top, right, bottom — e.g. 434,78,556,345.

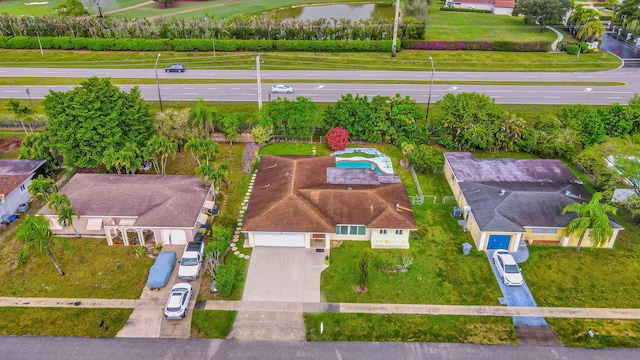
1,336,639,360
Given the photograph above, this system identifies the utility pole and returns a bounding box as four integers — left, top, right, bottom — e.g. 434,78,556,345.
154,53,163,111
426,57,435,120
256,54,263,109
391,0,400,57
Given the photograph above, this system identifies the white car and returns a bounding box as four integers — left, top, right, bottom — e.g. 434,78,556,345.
270,84,294,93
164,283,193,319
492,250,524,286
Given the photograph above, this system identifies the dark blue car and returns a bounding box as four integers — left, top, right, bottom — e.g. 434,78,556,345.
146,251,177,289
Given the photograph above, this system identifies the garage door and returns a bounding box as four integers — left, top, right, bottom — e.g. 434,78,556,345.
487,235,511,250
254,232,305,247
161,229,187,245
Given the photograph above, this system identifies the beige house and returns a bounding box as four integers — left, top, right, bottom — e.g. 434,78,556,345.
444,152,623,252
39,174,214,246
242,155,417,249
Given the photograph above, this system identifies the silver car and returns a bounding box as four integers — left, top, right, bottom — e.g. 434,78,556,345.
270,84,294,93
164,282,192,319
492,250,524,286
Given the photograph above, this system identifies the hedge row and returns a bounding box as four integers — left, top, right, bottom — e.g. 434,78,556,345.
402,40,552,52
0,37,395,52
439,7,493,14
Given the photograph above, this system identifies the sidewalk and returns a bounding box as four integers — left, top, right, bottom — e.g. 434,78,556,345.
2,296,640,319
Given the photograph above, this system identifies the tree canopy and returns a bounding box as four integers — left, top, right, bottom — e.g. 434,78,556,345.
43,77,153,168
513,0,572,31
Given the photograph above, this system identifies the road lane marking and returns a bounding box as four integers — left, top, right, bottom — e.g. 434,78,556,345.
182,93,198,95
3,90,19,93
207,88,218,90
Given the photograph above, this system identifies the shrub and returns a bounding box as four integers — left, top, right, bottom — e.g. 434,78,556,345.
215,264,237,296
408,145,444,173
402,40,552,52
566,44,580,55
439,7,492,14
358,253,369,289
326,127,350,151
374,254,397,271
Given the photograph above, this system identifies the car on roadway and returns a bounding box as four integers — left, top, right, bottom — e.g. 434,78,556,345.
165,64,186,73
270,84,294,93
492,250,524,286
164,282,193,319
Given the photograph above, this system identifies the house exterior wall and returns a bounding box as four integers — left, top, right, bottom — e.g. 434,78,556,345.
370,228,410,249
493,7,513,15
562,228,620,249
465,211,483,248
523,227,563,244
0,177,33,217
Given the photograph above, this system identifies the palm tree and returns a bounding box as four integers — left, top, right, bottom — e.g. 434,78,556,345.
48,193,71,214
196,162,230,192
144,135,177,175
562,192,617,252
57,206,80,237
16,215,71,276
189,98,217,139
185,138,218,166
28,175,56,203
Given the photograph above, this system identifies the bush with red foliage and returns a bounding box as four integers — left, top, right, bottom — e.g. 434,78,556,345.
326,127,349,151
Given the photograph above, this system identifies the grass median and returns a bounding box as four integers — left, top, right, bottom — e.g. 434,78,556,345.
0,49,621,72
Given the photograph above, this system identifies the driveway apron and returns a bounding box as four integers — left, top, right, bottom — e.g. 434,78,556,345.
229,247,328,341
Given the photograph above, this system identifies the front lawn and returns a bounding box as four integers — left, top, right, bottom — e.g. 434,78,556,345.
304,313,516,344
547,318,640,348
0,237,153,299
191,310,237,338
0,307,131,337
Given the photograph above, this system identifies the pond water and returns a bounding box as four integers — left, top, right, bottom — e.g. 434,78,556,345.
260,3,395,21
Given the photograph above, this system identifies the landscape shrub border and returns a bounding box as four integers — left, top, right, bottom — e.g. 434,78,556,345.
402,39,552,52
0,37,395,52
439,7,493,14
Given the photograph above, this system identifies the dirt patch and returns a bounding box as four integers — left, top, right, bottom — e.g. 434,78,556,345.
0,137,22,158
515,325,564,347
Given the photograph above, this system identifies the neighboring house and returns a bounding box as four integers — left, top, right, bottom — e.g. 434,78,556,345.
0,159,46,219
38,174,214,246
242,155,417,249
443,152,623,252
445,0,514,15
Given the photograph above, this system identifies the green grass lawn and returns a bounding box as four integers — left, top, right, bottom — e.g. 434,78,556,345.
0,0,66,16
0,307,131,337
191,310,237,338
304,313,517,344
426,6,557,42
0,237,154,298
547,318,640,348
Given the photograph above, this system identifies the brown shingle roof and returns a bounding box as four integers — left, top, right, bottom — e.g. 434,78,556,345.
0,174,29,197
494,0,514,8
38,174,208,227
243,155,416,233
0,159,46,197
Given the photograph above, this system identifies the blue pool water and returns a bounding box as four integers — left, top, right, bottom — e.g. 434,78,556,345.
336,160,383,174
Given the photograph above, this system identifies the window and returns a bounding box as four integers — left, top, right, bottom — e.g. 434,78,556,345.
19,184,26,194
336,225,366,236
531,228,557,234
395,230,403,235
379,229,387,235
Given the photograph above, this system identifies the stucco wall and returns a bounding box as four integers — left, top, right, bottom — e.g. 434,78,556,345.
370,228,410,249
1,177,33,218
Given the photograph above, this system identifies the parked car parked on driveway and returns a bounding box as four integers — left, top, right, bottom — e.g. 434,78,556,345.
146,251,176,289
164,282,192,319
165,64,186,73
492,250,524,286
270,84,294,93
177,240,204,281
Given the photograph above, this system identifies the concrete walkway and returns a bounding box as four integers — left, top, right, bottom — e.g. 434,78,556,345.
3,297,640,319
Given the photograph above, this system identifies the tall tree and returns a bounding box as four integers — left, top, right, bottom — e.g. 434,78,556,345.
219,113,242,145
569,6,605,41
185,138,218,166
562,193,618,252
47,193,71,214
144,135,177,175
43,77,152,168
189,98,217,139
16,215,71,276
196,163,229,191
513,0,572,32
19,132,59,172
154,108,199,151
28,175,56,203
55,0,89,17
57,206,80,237
267,97,320,140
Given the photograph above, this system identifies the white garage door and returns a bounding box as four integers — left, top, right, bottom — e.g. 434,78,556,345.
161,229,187,245
254,232,305,247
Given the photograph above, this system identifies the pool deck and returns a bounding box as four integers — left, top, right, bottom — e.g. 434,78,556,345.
332,148,394,174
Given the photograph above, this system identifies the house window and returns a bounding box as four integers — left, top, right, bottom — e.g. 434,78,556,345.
336,225,366,235
19,184,27,194
379,229,387,235
395,230,403,235
531,228,557,234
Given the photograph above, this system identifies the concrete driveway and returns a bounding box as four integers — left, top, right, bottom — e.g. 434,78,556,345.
229,247,328,341
117,246,201,338
486,250,547,327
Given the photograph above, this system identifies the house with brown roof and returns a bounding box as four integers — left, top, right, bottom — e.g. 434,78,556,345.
0,159,46,220
443,152,623,252
38,174,214,246
445,0,514,15
242,155,417,249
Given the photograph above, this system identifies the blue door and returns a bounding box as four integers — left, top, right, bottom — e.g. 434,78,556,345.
487,235,511,250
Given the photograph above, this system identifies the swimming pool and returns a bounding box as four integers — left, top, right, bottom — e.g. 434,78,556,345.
336,160,384,174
